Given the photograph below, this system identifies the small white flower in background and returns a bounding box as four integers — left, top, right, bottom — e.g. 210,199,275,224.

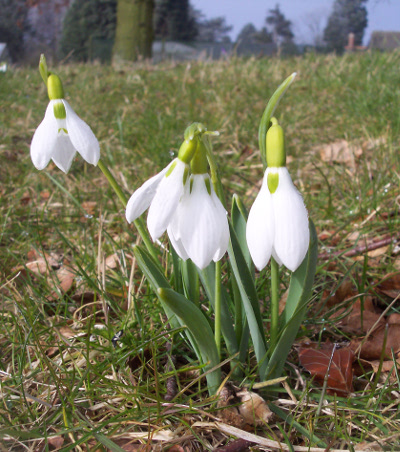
126,158,189,241
30,73,100,173
168,173,229,270
246,118,309,272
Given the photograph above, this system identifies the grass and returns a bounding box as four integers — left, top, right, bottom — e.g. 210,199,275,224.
1,50,400,450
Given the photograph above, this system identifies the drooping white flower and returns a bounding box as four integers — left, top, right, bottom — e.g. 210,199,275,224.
167,173,229,269
125,158,189,241
30,71,99,173
30,99,100,173
246,167,309,272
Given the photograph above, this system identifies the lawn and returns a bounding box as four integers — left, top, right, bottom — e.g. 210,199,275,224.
1,50,400,451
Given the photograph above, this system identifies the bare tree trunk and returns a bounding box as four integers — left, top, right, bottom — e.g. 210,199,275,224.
113,0,154,63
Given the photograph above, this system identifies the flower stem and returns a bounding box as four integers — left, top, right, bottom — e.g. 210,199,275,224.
270,257,280,351
214,259,222,358
97,159,158,261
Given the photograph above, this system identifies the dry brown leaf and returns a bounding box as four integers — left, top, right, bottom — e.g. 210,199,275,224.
375,272,400,299
105,253,120,270
47,435,64,449
298,343,355,396
350,324,400,360
332,298,383,335
317,139,362,169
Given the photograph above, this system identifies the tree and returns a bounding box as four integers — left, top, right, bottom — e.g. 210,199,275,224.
196,16,232,43
236,23,257,44
60,0,116,61
113,0,154,62
323,0,368,52
0,0,30,61
266,4,294,47
155,0,197,41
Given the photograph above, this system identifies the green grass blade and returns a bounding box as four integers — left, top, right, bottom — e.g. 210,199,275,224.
158,287,221,394
258,72,297,167
228,221,268,379
265,220,318,380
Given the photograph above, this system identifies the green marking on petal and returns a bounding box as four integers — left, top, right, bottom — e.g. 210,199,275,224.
204,177,212,195
165,160,177,177
58,127,68,134
189,177,194,193
53,101,66,120
183,165,189,185
267,172,279,194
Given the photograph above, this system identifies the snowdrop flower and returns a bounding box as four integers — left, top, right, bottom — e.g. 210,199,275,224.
246,118,309,272
125,138,197,241
30,73,100,173
168,172,229,270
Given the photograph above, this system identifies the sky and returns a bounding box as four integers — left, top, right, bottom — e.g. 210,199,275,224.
190,0,400,45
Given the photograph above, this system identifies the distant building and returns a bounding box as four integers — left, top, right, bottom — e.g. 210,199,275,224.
369,31,400,51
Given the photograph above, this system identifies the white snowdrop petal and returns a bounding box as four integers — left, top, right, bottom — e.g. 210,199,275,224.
211,190,229,262
64,101,100,166
246,175,275,270
30,102,59,170
167,213,189,261
179,175,226,269
51,134,77,173
272,168,309,272
125,164,171,223
147,159,187,240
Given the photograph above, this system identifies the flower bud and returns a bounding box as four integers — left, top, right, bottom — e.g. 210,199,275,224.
177,138,198,164
190,141,208,175
47,74,64,100
266,117,285,168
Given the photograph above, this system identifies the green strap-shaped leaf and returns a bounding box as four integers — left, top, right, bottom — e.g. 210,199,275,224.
264,220,318,380
231,194,253,272
258,72,297,168
158,287,221,395
133,245,180,331
228,222,268,379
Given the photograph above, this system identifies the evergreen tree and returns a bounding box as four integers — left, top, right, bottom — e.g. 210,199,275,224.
236,23,257,44
0,0,29,62
266,4,294,46
323,0,368,52
155,0,197,41
60,0,116,61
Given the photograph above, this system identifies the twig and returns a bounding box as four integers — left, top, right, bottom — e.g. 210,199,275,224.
319,235,398,260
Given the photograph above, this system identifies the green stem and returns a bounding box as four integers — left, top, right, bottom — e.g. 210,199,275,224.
215,259,222,358
97,158,158,261
270,257,280,351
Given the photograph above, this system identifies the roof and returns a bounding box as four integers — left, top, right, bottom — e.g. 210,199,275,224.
369,31,400,50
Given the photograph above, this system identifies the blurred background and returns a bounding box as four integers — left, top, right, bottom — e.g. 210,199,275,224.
0,0,399,65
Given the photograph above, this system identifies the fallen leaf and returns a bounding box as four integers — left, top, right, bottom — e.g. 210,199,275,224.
350,324,400,360
375,272,400,299
105,253,120,270
47,435,64,449
298,343,355,396
317,139,362,169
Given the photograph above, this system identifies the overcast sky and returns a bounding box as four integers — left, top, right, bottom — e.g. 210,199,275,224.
190,0,400,45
